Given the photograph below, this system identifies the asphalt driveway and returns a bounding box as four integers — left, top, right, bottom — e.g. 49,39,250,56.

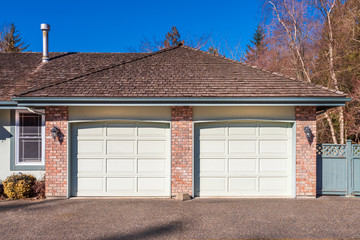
1,197,360,239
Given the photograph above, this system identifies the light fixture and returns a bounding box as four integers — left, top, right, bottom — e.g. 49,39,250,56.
304,126,312,141
50,126,60,140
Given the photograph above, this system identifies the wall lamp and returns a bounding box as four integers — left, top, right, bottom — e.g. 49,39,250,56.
50,126,60,140
304,125,314,143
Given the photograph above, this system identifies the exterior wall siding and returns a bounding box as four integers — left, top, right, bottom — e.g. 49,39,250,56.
193,106,295,121
295,106,317,197
68,106,171,121
171,106,193,196
0,109,44,181
45,106,68,197
0,110,12,180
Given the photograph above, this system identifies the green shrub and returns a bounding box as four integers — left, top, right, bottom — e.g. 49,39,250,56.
2,173,36,199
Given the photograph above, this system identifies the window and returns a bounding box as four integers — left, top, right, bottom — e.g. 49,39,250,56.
16,110,45,165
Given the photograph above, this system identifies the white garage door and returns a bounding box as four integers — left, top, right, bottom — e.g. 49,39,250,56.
195,121,293,197
71,121,170,197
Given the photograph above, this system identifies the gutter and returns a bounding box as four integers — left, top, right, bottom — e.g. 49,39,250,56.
0,101,27,109
11,97,351,107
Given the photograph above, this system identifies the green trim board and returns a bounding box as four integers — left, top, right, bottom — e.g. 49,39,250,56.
13,97,351,102
0,101,17,105
12,97,351,108
0,107,28,109
0,101,27,109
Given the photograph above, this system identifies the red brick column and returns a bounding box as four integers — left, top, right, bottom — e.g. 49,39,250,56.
171,106,193,197
45,106,68,197
295,106,317,197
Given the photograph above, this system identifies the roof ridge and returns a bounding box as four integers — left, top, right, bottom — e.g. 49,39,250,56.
179,45,346,97
17,45,181,97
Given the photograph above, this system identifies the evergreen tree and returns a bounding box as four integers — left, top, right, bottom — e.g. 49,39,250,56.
244,24,267,64
208,46,220,56
163,26,181,48
0,23,29,52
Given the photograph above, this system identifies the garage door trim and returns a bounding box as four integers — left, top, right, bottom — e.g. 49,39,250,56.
67,119,172,198
193,119,296,198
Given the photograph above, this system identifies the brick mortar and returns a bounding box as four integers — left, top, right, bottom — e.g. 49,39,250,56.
171,106,193,196
45,106,68,197
295,106,317,196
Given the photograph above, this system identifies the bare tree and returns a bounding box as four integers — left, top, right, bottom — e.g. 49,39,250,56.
312,0,345,144
268,0,318,82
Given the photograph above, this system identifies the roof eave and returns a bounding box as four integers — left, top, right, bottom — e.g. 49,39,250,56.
11,96,351,107
0,101,29,109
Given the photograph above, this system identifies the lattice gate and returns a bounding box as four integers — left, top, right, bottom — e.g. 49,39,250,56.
317,140,360,196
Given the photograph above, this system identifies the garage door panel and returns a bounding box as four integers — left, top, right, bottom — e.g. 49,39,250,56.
228,123,257,136
259,177,288,193
260,140,288,155
107,178,135,192
200,158,226,172
228,178,257,192
78,141,104,155
138,178,166,191
77,126,104,137
259,158,288,173
107,140,135,155
199,125,226,136
229,140,257,155
72,122,170,197
138,140,167,155
138,123,168,136
78,178,104,192
78,158,104,173
229,158,257,173
200,140,226,155
138,159,166,172
260,123,289,136
107,158,135,173
200,178,226,192
106,123,136,137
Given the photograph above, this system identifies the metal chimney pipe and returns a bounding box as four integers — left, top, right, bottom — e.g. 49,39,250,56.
40,23,50,62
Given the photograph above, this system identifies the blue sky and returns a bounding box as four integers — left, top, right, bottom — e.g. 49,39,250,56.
1,0,262,54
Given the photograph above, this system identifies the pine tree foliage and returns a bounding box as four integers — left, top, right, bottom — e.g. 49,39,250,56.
139,26,209,52
208,46,220,55
0,23,29,52
244,24,267,64
164,26,181,48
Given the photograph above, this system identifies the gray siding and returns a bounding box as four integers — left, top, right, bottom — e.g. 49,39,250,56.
0,109,44,181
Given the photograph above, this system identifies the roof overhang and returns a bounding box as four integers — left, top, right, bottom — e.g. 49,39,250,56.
11,97,351,108
0,101,28,109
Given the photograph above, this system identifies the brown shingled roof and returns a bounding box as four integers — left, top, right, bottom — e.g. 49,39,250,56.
0,52,146,101
0,45,347,101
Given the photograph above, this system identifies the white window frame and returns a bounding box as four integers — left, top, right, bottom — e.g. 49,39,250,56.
15,109,45,166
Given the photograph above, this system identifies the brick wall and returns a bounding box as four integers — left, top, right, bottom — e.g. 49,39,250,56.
171,106,193,196
295,106,317,197
45,106,68,197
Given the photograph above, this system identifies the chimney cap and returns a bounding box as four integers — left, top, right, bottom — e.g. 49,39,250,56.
41,23,50,31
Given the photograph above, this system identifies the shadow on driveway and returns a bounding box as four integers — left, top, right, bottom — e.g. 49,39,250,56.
0,199,66,213
99,220,182,240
